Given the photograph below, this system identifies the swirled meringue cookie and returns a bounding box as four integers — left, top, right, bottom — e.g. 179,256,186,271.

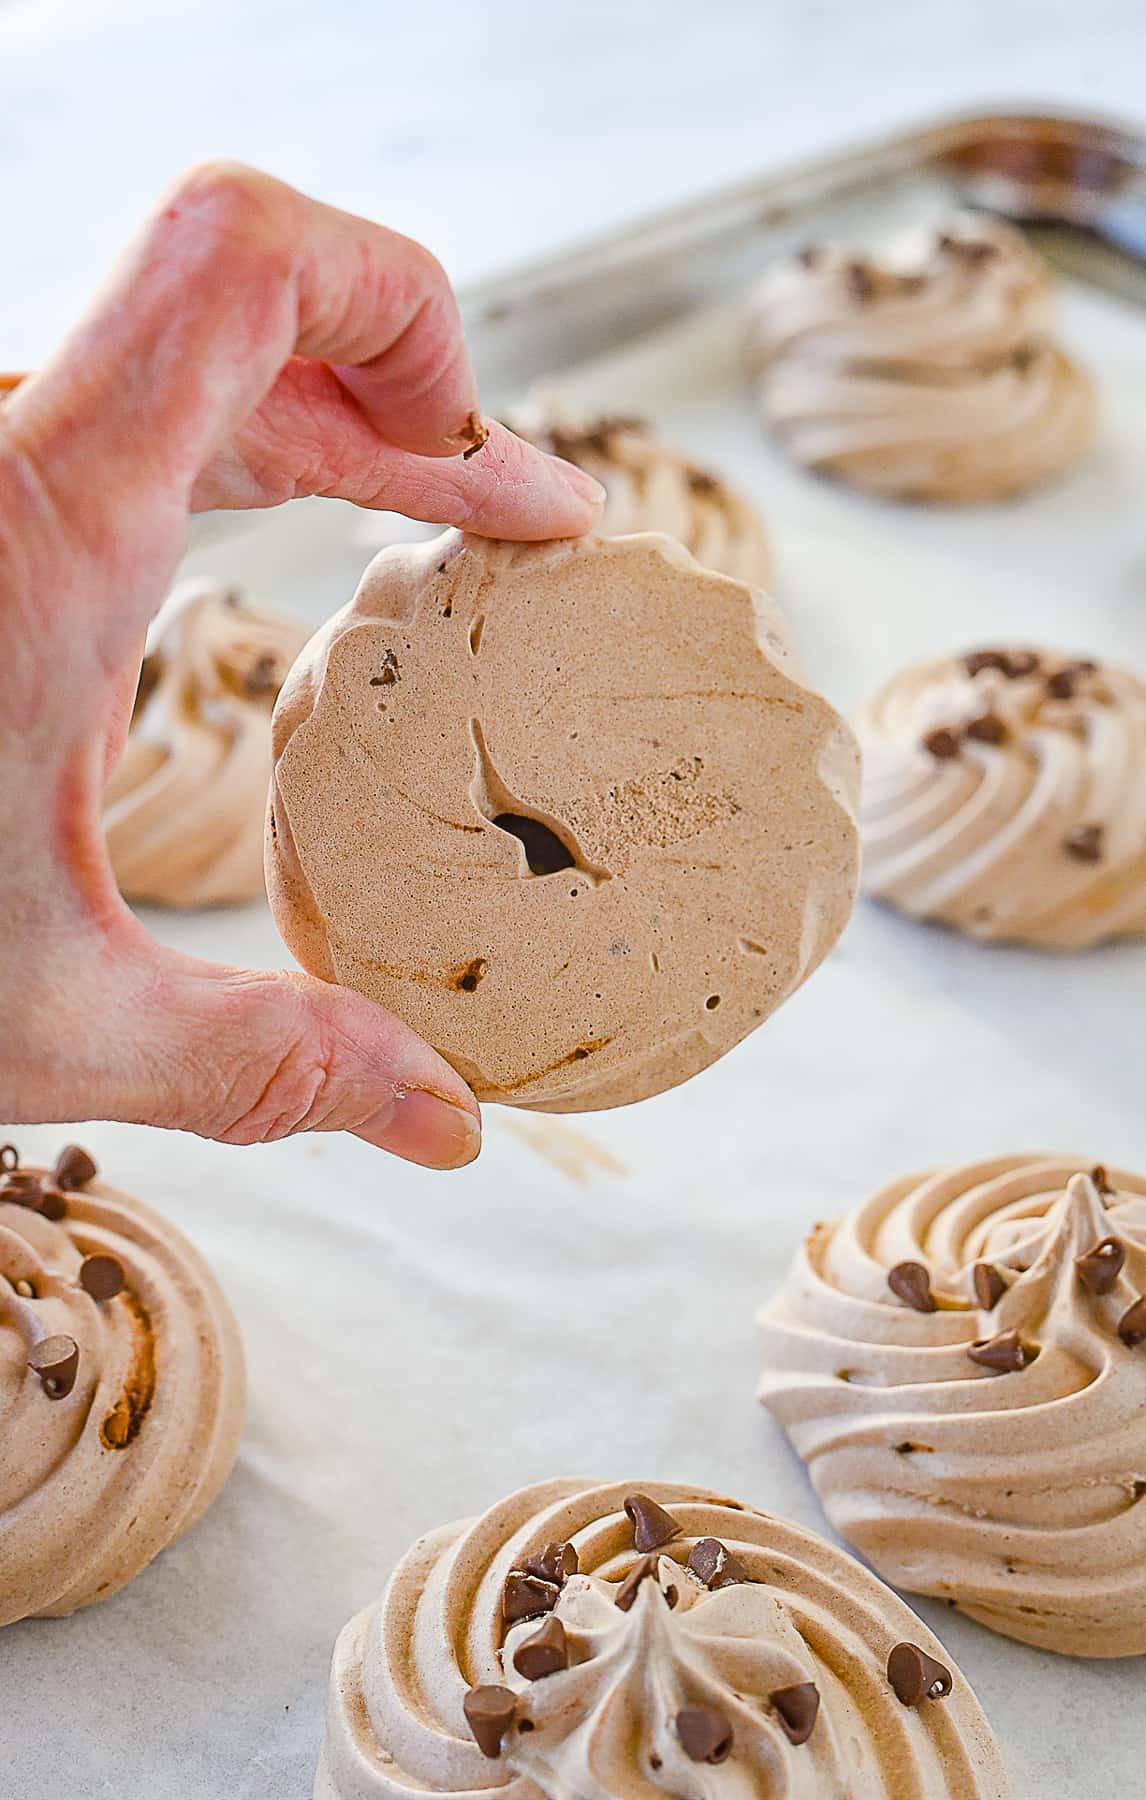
758,1156,1146,1656
315,1477,1009,1798
104,578,310,907
267,531,858,1111
511,397,772,587
0,1141,244,1623
748,212,1096,501
858,645,1146,947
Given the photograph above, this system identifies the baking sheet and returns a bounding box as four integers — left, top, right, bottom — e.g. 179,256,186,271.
6,190,1146,1799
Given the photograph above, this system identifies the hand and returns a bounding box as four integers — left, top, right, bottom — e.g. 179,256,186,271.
0,162,604,1170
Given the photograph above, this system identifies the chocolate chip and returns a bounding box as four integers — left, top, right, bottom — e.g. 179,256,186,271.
28,1334,80,1399
887,1261,936,1313
1046,662,1094,700
973,1262,1007,1310
1092,1165,1114,1195
520,1542,578,1586
615,1554,669,1613
1117,1297,1146,1348
502,1571,560,1623
0,1144,18,1172
887,1642,952,1706
922,727,961,760
512,1616,568,1681
846,260,875,302
770,1682,820,1745
0,1172,43,1208
962,650,1010,677
1003,651,1040,678
79,1255,125,1303
242,652,281,697
675,1706,733,1764
463,1685,517,1758
967,1329,1035,1373
964,711,1008,745
53,1146,97,1190
623,1492,682,1552
1075,1236,1125,1297
36,1186,68,1222
687,1537,749,1590
1063,824,1104,863
796,245,823,269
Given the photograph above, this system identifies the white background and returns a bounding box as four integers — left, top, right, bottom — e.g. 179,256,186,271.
3,5,1146,1798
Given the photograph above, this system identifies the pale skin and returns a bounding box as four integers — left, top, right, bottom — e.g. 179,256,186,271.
0,162,605,1171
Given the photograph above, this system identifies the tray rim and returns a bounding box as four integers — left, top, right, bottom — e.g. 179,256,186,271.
458,102,1146,321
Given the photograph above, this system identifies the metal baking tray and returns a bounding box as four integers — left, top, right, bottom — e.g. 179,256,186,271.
13,109,1145,1800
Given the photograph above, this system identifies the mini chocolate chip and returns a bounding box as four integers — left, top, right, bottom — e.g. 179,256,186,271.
688,1537,749,1590
80,1255,125,1302
502,1571,560,1623
1117,1297,1146,1348
623,1492,682,1552
887,1261,936,1313
846,261,875,302
1063,823,1104,863
53,1145,97,1190
520,1542,578,1586
1092,1165,1113,1195
463,1685,517,1758
922,727,961,760
964,711,1008,745
0,1173,42,1208
967,1329,1035,1373
796,245,823,268
973,1262,1007,1310
36,1186,68,1222
242,651,281,696
615,1554,669,1613
770,1682,820,1745
513,1616,568,1681
1003,650,1040,678
887,1642,952,1706
1046,662,1096,699
0,1144,18,1172
676,1706,733,1765
28,1334,80,1399
1076,1236,1125,1297
963,650,1011,677
894,1441,933,1455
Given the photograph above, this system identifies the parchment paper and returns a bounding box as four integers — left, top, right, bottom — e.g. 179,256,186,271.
5,264,1145,1799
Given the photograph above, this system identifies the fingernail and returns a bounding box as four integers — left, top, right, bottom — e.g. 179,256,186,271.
354,1088,481,1170
552,458,607,508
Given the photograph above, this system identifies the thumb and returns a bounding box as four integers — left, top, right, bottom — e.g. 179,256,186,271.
115,949,482,1170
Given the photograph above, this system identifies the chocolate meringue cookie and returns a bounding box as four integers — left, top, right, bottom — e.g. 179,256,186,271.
0,1142,244,1623
858,645,1146,948
266,531,859,1111
315,1477,1009,1798
104,578,310,907
758,1156,1146,1656
512,398,772,586
748,212,1095,502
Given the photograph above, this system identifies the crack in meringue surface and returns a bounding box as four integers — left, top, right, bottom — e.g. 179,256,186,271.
747,213,1095,502
103,578,310,907
0,1157,245,1623
758,1157,1146,1655
315,1477,1009,1797
857,647,1146,947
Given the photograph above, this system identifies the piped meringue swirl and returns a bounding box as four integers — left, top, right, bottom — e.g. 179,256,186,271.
512,398,772,587
748,212,1095,501
758,1157,1146,1655
316,1477,1008,1798
858,645,1146,947
104,578,310,907
0,1145,244,1623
